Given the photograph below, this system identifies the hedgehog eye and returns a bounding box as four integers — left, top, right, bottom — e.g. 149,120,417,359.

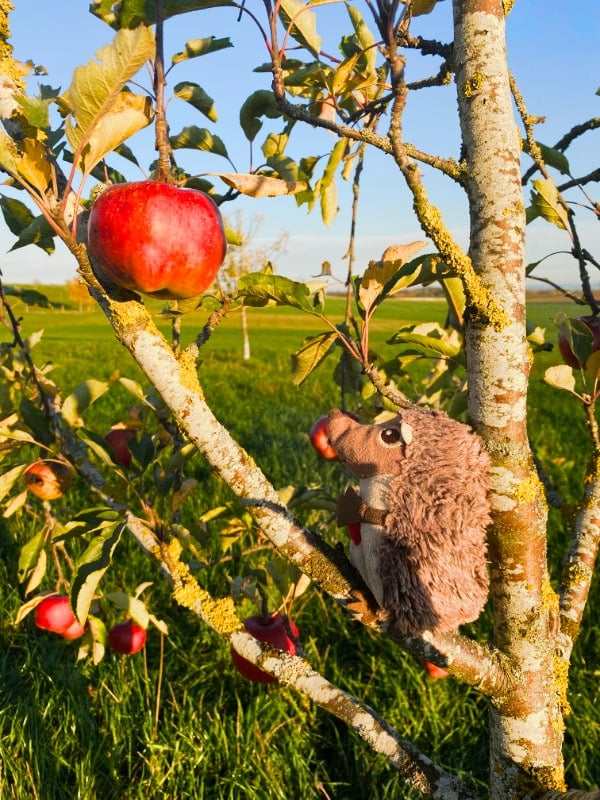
380,427,402,446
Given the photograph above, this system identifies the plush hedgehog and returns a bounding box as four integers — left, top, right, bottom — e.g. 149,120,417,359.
328,407,491,635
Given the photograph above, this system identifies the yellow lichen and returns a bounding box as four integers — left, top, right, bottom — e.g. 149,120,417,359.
502,0,515,16
463,72,485,98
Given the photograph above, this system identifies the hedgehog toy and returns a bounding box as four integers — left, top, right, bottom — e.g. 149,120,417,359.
328,407,491,635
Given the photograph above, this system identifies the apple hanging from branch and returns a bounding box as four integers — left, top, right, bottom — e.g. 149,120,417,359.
108,620,147,655
24,459,74,500
231,612,299,684
34,595,86,639
87,180,227,300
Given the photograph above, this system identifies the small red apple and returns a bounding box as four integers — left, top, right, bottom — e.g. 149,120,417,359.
87,180,227,300
231,612,299,684
108,621,147,655
557,315,600,371
25,460,73,500
34,595,86,639
309,416,338,460
105,427,136,469
421,659,449,680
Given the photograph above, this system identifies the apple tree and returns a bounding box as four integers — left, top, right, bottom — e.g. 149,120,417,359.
0,1,599,798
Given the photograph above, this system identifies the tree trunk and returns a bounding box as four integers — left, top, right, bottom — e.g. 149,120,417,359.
454,1,566,795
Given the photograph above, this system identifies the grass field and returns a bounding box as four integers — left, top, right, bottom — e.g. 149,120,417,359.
0,286,598,799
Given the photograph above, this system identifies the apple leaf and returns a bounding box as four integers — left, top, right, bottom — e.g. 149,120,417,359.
527,178,569,230
173,81,217,122
63,25,155,174
522,140,570,175
62,379,110,427
236,273,324,314
71,521,127,624
214,173,308,198
17,530,47,586
90,0,235,29
543,365,577,394
291,331,338,386
278,0,322,57
240,90,282,142
169,125,228,158
0,463,28,503
172,35,233,65
388,323,463,359
0,127,19,176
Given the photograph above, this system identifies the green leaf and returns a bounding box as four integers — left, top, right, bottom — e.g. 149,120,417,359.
169,125,228,158
528,178,569,230
173,81,217,121
278,0,322,57
71,521,126,623
0,195,35,237
14,94,52,129
316,138,347,226
0,463,28,503
236,273,324,314
388,323,462,358
0,127,19,175
62,379,110,426
522,139,570,175
90,0,235,29
63,25,155,174
239,90,282,142
8,214,56,254
171,36,233,65
291,331,338,385
17,530,46,585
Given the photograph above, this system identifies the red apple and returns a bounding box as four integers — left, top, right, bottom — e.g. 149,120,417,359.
87,180,227,300
34,595,85,639
231,612,299,684
421,659,449,680
309,416,338,460
108,621,147,655
557,315,600,371
105,427,136,469
25,459,73,500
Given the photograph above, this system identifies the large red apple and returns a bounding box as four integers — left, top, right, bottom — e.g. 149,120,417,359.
105,427,136,469
25,459,73,500
34,595,86,639
108,621,147,655
309,416,338,460
557,315,600,371
231,612,299,684
87,180,227,300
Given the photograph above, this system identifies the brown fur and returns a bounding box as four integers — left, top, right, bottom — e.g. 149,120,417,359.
328,408,491,634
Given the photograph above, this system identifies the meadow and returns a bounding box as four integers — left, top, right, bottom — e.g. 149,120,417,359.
0,286,598,799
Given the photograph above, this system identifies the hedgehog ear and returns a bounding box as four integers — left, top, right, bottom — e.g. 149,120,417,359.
400,422,413,445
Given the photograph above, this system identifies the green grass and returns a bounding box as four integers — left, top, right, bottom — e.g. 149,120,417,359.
1,287,599,799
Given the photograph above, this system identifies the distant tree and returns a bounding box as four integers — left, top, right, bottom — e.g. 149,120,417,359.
65,276,93,311
219,211,288,359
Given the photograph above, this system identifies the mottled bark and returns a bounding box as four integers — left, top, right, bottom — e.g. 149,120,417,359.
454,0,565,795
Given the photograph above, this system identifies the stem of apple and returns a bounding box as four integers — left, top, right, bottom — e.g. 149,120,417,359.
154,0,172,184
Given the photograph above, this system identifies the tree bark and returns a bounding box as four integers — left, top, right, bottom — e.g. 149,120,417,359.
454,0,566,795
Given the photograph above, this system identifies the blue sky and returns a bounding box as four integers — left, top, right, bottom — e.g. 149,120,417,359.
2,0,599,290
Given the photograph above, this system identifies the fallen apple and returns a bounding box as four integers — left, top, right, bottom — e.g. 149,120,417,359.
87,180,227,300
231,612,298,684
108,621,147,655
557,314,600,371
34,595,86,639
309,416,338,460
24,459,73,500
105,427,136,469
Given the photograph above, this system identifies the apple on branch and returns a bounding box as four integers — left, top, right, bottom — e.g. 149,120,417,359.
34,595,86,640
231,612,299,684
107,621,147,655
87,180,227,300
24,459,74,501
309,416,338,460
